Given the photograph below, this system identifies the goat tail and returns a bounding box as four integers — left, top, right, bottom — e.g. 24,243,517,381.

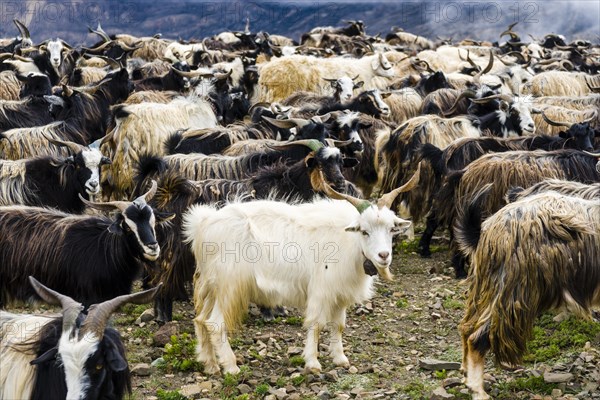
164,130,183,155
418,143,445,178
454,183,493,258
435,169,464,226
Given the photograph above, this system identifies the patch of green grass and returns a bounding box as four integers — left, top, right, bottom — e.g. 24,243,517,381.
121,303,149,316
524,313,600,363
446,388,471,399
230,337,243,349
113,315,137,325
433,369,448,379
131,327,152,339
396,238,420,254
289,355,304,367
398,380,434,399
161,333,201,372
249,349,264,361
172,313,184,321
156,389,187,400
254,383,270,396
395,298,409,309
223,372,239,388
442,298,464,310
441,346,463,363
495,376,558,398
275,376,287,388
291,375,305,385
285,316,303,326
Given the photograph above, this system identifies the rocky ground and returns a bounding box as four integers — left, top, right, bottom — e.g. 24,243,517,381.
11,237,600,400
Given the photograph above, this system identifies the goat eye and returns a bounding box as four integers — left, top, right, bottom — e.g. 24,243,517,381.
96,364,103,370
361,231,369,237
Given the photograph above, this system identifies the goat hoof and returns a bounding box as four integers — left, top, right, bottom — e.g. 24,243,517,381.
223,365,241,375
304,360,322,374
333,355,350,368
202,363,221,375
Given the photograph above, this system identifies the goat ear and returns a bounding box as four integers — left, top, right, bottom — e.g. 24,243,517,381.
500,101,509,112
108,219,123,235
330,80,339,89
344,222,361,232
343,157,359,168
154,210,176,224
104,335,128,372
371,58,379,71
305,155,317,168
101,156,112,165
391,219,412,235
30,347,58,365
354,81,364,89
558,131,567,139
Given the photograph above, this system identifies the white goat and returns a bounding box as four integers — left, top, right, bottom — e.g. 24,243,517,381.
182,167,420,375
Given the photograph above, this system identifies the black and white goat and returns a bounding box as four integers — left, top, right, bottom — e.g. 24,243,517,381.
0,277,160,400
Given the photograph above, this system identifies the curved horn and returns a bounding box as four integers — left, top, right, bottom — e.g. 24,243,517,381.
262,116,309,129
500,22,518,39
135,180,158,204
352,74,360,81
248,102,271,113
582,151,600,157
88,23,111,43
443,89,477,116
319,177,371,213
171,67,214,79
377,162,421,209
82,40,113,53
120,42,142,52
78,194,130,213
581,110,598,124
267,139,324,152
43,133,84,154
29,276,83,334
481,50,494,74
495,54,516,66
13,19,30,39
326,138,354,148
322,77,338,82
80,284,162,339
541,111,572,127
214,69,233,80
470,93,513,104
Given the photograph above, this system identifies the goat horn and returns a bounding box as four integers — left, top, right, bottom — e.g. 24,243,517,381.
352,74,360,81
43,133,84,154
29,276,84,334
262,116,309,129
470,93,513,104
465,50,480,72
88,23,111,43
326,138,354,148
312,113,331,124
583,151,600,157
481,50,494,74
319,177,371,213
581,110,598,124
214,69,233,80
322,77,338,82
495,54,516,66
500,22,519,39
94,54,121,69
78,194,130,213
248,102,271,113
171,67,213,79
13,19,30,39
443,89,477,116
377,162,421,209
82,40,114,53
267,139,324,152
134,180,158,204
541,111,572,128
586,78,600,93
81,284,162,340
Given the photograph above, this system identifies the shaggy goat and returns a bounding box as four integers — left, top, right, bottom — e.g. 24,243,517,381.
181,167,420,374
455,189,600,400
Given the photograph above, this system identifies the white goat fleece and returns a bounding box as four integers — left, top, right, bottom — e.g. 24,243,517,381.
183,198,410,374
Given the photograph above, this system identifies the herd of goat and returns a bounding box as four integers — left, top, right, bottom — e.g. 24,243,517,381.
0,18,599,400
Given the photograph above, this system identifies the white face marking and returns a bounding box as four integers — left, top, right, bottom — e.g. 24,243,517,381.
124,209,160,261
59,331,99,400
322,146,341,159
81,149,103,195
47,40,64,68
336,77,355,102
512,99,535,134
347,206,412,270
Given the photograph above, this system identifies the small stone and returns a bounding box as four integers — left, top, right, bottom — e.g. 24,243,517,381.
150,357,165,367
350,387,363,396
288,394,301,400
336,394,350,400
135,308,155,324
268,388,287,399
237,384,252,394
317,390,331,400
287,346,303,356
325,370,339,381
419,358,461,371
198,381,213,391
431,387,455,400
130,363,151,376
442,377,462,389
543,372,574,383
180,383,202,397
348,366,358,374
551,389,562,397
264,396,277,400
152,322,178,347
